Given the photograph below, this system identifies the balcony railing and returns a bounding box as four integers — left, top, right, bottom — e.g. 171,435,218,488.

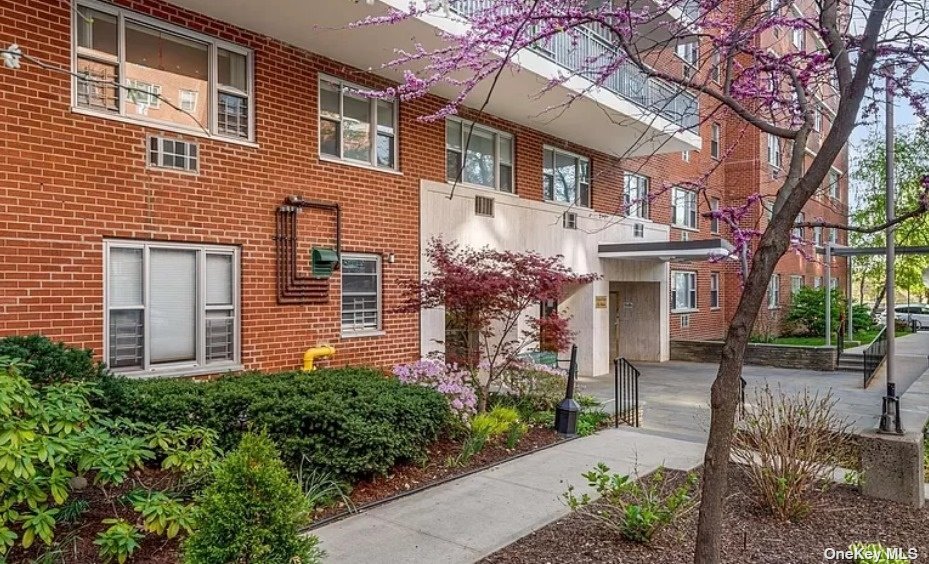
448,1,699,130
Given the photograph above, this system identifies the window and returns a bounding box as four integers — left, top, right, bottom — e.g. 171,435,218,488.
791,27,805,50
105,241,239,375
710,273,720,309
179,89,198,112
676,42,698,79
813,107,822,132
829,170,841,200
148,136,198,172
791,275,804,294
830,277,838,290
814,276,823,288
710,123,720,159
672,271,697,311
813,225,823,246
624,173,649,219
543,147,590,207
446,118,513,191
767,274,781,308
767,133,781,168
829,227,838,244
341,254,382,335
682,150,691,162
672,187,698,229
793,212,805,240
320,76,397,170
710,49,721,83
74,2,253,141
633,223,645,238
710,197,720,234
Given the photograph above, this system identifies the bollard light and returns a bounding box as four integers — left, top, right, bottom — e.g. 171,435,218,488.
554,344,580,437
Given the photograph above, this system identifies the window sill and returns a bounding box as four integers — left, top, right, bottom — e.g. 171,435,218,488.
672,308,699,314
672,224,700,232
114,363,244,380
71,106,259,148
710,307,721,311
341,330,386,339
319,154,403,176
445,180,519,198
543,198,592,211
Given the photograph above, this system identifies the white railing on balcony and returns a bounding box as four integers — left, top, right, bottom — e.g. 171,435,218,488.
448,1,699,131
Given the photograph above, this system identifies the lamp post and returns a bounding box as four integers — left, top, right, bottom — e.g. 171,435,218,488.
879,68,903,435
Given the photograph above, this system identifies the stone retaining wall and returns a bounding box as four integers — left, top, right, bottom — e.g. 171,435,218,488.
670,340,837,371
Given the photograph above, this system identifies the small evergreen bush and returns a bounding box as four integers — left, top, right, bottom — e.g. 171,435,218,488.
184,432,323,564
0,334,109,384
98,368,450,480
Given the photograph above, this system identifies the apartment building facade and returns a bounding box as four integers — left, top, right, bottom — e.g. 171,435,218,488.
0,0,846,378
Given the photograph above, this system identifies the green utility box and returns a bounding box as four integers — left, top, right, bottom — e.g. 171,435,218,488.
311,247,339,279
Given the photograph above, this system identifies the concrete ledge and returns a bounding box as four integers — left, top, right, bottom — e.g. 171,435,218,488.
670,340,836,371
859,430,925,508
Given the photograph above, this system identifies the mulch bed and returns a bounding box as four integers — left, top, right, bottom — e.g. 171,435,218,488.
313,426,562,523
8,468,184,564
483,463,929,564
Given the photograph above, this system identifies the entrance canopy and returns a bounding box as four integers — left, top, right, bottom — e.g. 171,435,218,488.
599,238,734,262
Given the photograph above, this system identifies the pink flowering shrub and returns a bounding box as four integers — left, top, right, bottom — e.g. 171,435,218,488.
393,358,478,420
501,362,567,411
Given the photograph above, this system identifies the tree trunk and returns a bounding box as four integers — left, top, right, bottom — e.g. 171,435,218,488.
858,274,865,305
871,281,886,318
693,235,789,563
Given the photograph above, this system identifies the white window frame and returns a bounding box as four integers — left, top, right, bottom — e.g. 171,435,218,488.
710,197,720,234
672,187,698,230
672,270,698,312
814,276,823,289
767,133,782,169
710,123,721,159
319,75,399,171
813,225,823,247
813,106,822,132
543,146,591,207
103,239,241,377
768,274,781,309
793,211,805,240
624,172,650,219
340,253,383,337
709,272,720,309
72,0,255,143
829,169,841,200
790,275,804,294
710,49,721,84
682,150,691,162
791,26,805,50
147,135,199,173
829,227,838,244
179,89,198,112
676,41,698,79
446,117,514,192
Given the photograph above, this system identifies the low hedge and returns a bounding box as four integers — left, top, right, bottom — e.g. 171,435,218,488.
0,334,110,385
97,368,450,480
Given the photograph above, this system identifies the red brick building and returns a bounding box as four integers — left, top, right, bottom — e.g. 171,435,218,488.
0,0,846,377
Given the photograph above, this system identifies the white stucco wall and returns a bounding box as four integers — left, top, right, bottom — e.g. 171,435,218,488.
420,180,671,376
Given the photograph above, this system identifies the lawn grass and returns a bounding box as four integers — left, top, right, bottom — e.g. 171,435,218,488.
756,329,886,347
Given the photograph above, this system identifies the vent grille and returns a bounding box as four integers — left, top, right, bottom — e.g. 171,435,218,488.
633,223,644,238
474,195,495,217
149,136,199,172
680,314,691,328
681,231,690,242
563,212,578,230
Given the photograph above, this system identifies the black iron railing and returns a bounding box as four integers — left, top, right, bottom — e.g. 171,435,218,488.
613,358,640,428
863,325,888,388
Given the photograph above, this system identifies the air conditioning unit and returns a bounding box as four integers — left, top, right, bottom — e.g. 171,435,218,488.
563,212,578,230
474,195,495,217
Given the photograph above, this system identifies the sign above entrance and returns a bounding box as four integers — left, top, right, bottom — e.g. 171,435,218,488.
595,295,608,309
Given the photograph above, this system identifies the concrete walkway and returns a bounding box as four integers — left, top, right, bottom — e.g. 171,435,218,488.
312,427,705,563
578,332,929,439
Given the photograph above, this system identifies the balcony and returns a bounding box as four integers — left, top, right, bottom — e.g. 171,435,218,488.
167,0,702,156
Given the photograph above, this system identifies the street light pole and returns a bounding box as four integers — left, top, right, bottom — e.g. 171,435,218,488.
879,68,902,434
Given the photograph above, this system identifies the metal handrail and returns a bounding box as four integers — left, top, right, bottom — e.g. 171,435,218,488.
447,1,699,130
863,325,888,388
613,357,641,428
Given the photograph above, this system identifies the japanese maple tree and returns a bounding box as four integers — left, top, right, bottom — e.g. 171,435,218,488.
404,238,596,411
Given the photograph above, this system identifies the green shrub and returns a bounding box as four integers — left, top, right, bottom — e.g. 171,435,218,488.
0,334,109,384
98,368,450,480
184,432,323,564
577,410,609,436
455,406,527,465
564,464,698,544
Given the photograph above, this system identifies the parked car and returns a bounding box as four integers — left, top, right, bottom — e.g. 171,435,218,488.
882,304,929,330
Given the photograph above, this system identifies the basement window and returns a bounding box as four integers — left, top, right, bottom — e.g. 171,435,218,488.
74,2,254,142
105,240,240,376
148,136,198,172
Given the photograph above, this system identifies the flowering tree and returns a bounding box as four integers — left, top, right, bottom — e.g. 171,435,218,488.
404,238,596,412
353,0,929,560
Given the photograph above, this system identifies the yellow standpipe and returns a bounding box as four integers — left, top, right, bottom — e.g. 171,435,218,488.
303,346,336,371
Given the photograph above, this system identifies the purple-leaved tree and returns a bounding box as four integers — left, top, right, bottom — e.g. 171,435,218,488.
346,0,929,560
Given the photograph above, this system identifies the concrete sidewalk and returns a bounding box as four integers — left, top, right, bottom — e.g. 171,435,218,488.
312,427,705,563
